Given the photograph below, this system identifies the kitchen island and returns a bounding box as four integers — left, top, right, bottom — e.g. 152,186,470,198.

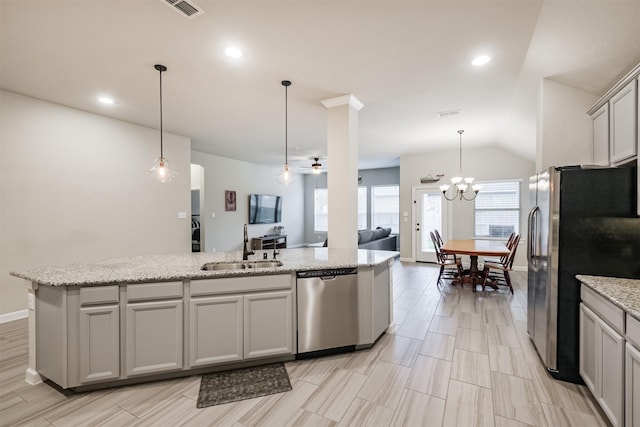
11,248,398,390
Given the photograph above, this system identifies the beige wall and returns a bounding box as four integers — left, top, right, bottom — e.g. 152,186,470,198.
400,146,535,270
0,91,191,315
190,150,305,253
537,79,599,171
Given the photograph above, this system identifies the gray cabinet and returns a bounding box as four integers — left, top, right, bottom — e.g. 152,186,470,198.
125,299,183,377
243,290,293,359
79,304,120,383
591,103,610,166
610,79,638,164
580,286,626,427
189,295,243,367
626,343,640,427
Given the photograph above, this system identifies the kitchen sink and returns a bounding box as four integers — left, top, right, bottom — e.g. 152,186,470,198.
247,260,283,268
201,260,283,271
201,262,247,271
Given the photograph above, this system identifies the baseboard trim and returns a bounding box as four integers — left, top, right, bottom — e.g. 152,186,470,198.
399,257,415,263
0,309,28,324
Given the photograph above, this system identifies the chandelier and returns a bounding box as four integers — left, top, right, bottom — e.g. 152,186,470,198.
440,130,480,201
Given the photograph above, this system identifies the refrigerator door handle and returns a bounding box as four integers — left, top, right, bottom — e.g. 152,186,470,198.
527,206,539,270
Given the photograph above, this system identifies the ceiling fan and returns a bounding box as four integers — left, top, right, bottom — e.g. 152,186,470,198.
296,156,326,174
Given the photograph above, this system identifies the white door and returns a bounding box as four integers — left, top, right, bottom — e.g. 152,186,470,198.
414,187,448,263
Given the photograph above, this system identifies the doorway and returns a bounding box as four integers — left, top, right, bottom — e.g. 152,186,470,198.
414,187,449,263
191,164,205,252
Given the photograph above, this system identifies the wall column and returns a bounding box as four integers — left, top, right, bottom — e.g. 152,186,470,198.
321,95,364,249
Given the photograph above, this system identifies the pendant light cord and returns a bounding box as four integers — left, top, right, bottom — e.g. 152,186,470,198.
458,129,464,175
284,83,288,165
159,68,164,159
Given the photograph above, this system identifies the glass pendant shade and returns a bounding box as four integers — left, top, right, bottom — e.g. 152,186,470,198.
276,163,297,185
149,157,177,183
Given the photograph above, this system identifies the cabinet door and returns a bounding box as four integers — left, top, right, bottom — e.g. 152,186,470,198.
599,316,625,427
189,295,243,367
591,104,610,166
78,305,120,383
580,303,598,393
627,343,640,427
243,291,293,359
125,300,183,376
610,79,638,164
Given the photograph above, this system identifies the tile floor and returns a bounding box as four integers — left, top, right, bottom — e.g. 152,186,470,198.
0,260,609,426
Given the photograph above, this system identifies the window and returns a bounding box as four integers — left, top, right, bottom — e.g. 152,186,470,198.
372,185,399,233
474,180,521,239
314,187,368,232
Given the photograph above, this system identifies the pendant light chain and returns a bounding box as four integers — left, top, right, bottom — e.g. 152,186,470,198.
458,129,463,176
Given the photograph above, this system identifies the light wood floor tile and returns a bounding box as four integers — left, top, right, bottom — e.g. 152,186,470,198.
434,294,460,317
286,353,352,385
491,372,546,426
530,366,594,416
112,377,196,418
420,332,456,361
131,395,199,426
487,324,521,348
458,311,486,331
451,349,492,388
378,335,421,368
357,361,411,409
390,389,445,426
393,308,410,326
303,369,367,422
336,397,394,427
488,344,533,379
394,296,419,312
408,303,437,322
342,343,384,376
284,408,337,427
484,309,514,326
456,327,489,354
406,355,451,399
442,379,495,426
429,314,459,336
95,409,138,427
541,403,603,426
240,379,317,427
396,317,430,341
494,415,536,427
180,396,264,427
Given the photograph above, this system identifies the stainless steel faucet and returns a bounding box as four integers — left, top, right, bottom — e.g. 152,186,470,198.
243,224,254,261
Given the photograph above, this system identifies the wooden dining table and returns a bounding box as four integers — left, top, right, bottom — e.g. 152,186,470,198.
440,239,510,292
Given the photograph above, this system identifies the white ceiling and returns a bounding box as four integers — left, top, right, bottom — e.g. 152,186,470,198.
2,0,639,171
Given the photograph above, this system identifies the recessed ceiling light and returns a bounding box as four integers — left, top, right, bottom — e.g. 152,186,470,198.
471,55,491,66
225,47,243,58
98,97,115,105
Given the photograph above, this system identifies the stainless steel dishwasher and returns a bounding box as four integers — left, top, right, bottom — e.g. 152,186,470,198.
296,268,358,355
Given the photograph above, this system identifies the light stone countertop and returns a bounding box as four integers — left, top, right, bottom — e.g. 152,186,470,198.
10,248,399,287
577,275,640,322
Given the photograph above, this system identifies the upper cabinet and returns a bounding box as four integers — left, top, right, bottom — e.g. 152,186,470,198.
591,103,609,166
588,63,640,216
609,79,637,164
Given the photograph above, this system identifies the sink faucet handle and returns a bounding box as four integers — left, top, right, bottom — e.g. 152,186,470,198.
273,248,280,259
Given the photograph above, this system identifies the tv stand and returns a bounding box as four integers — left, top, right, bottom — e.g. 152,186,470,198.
251,235,287,250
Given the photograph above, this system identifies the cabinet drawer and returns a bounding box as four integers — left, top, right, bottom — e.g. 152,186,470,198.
127,281,183,302
80,285,119,306
581,285,625,335
628,315,640,349
191,274,292,296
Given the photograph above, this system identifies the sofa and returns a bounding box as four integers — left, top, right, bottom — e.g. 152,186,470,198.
323,227,398,251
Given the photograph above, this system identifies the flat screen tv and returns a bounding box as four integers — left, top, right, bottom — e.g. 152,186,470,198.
249,194,282,224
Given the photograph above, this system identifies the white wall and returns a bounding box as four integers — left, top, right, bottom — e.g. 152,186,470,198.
537,79,599,170
190,151,305,253
0,91,191,315
400,146,535,269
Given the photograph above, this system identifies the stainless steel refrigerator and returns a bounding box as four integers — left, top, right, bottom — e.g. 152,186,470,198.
527,165,639,383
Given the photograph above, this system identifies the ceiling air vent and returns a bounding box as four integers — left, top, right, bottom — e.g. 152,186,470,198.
437,109,461,118
161,0,205,19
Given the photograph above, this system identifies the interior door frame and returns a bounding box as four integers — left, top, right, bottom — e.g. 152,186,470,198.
411,185,451,262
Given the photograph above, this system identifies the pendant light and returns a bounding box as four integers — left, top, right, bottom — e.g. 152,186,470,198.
276,80,297,185
148,64,177,183
440,130,481,201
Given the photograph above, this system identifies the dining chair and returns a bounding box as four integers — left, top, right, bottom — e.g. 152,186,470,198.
482,232,516,265
430,232,463,288
434,229,457,261
481,234,520,294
